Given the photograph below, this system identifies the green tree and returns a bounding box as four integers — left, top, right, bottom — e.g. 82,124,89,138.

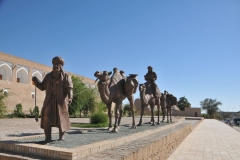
123,103,136,117
200,98,222,118
123,103,131,116
69,76,100,117
0,89,8,118
95,101,107,113
177,96,191,111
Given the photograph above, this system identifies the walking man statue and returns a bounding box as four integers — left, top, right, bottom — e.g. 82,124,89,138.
32,56,73,142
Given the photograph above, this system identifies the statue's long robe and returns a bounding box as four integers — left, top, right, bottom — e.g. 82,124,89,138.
35,71,73,132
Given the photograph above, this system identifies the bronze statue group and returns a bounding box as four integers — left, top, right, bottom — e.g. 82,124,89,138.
32,56,177,142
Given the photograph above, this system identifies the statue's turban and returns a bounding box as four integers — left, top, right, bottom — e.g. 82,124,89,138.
52,56,64,66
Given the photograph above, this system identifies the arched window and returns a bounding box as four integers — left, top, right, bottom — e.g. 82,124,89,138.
0,63,12,81
16,68,28,84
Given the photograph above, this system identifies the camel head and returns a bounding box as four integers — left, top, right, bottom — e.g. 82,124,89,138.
139,84,146,93
94,71,112,83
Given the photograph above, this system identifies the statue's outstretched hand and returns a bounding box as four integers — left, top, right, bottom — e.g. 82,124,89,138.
32,77,39,85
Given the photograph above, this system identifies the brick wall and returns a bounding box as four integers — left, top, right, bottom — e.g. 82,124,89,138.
0,52,95,113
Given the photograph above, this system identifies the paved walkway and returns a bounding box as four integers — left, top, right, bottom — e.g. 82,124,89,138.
168,119,240,160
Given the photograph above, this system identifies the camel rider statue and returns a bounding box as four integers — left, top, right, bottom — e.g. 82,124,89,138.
144,66,157,98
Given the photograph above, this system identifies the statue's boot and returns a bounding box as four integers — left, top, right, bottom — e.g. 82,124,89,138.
44,127,52,142
59,128,65,140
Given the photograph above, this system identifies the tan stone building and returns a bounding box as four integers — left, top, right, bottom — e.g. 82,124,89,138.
134,98,154,114
134,98,201,117
0,52,95,113
172,107,201,117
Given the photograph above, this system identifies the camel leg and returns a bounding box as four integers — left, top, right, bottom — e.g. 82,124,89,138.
151,104,156,126
161,105,165,122
128,96,136,129
117,105,123,127
113,102,121,132
167,106,169,123
157,104,160,125
149,116,154,124
137,105,144,126
107,103,112,130
157,98,161,124
170,106,172,122
149,106,155,124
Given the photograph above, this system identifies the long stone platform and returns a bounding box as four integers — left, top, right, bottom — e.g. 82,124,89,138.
0,117,202,160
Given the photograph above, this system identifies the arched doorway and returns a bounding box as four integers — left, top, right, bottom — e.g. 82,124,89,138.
16,68,28,84
0,63,12,81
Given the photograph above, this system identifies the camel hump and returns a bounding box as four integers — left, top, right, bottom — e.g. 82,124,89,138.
109,73,123,87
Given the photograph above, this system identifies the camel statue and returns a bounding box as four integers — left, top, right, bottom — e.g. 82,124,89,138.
166,94,177,123
94,68,138,132
137,82,162,126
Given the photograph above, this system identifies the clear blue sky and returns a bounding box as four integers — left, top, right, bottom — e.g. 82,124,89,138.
1,0,240,112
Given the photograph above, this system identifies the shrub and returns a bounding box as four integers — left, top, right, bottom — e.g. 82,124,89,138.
154,110,163,116
71,123,108,128
13,103,26,118
6,114,14,118
123,103,136,117
96,101,107,113
0,102,7,118
214,112,223,120
29,108,34,115
28,106,40,120
0,89,8,118
90,112,108,124
123,104,131,116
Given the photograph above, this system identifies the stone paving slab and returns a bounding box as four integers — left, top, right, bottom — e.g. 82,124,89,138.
0,117,153,140
16,119,181,148
0,118,89,140
167,119,240,160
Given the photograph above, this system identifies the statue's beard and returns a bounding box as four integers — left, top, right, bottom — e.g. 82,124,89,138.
53,68,60,73
52,65,63,79
52,65,62,73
